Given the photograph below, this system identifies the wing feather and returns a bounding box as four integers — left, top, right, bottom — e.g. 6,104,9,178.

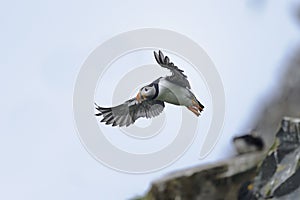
95,98,165,127
154,50,191,89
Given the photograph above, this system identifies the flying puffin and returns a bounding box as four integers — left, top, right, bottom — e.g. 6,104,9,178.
95,50,204,127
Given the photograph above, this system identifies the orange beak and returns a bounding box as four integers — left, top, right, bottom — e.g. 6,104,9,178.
136,92,146,103
136,92,142,103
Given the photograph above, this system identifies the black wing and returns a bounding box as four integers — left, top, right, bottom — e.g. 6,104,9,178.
154,50,191,89
95,98,165,127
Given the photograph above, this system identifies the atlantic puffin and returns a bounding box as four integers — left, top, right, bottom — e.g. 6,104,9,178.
95,50,204,127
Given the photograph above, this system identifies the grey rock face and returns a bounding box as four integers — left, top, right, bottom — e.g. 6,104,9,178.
135,118,300,200
139,152,264,200
239,117,300,200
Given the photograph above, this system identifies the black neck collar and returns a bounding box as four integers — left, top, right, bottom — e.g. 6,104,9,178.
152,83,159,99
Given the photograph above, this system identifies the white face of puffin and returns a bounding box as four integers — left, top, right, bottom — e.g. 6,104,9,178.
136,85,156,103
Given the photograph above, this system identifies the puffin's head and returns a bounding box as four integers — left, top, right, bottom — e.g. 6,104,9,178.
136,84,156,103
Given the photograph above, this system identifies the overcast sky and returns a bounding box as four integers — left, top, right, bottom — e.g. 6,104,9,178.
1,0,300,199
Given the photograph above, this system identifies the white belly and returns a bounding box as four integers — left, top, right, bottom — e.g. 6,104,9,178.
156,79,193,106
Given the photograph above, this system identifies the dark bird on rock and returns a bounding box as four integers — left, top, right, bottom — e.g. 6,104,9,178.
95,50,204,127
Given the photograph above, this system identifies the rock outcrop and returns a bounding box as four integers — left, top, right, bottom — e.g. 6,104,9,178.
134,146,264,200
134,117,300,200
238,117,300,200
145,153,263,200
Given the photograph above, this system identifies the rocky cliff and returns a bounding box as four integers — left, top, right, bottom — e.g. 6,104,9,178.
134,117,300,200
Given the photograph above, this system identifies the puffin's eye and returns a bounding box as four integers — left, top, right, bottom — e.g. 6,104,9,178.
145,88,148,92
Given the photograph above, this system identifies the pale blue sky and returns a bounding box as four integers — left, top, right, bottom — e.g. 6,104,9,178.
1,0,300,199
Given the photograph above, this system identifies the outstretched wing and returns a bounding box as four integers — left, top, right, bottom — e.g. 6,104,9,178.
154,50,191,89
95,98,165,127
